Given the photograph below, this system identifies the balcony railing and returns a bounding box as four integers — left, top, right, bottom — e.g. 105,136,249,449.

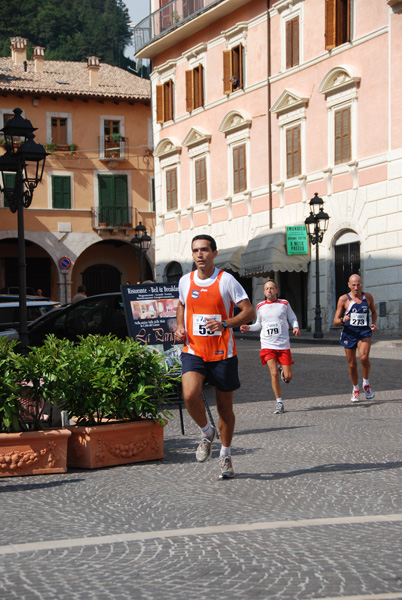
94,206,133,229
99,136,129,160
132,0,222,54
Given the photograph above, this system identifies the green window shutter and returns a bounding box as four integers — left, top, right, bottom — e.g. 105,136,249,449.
114,175,128,224
98,174,114,224
52,176,71,209
3,173,16,208
98,174,128,225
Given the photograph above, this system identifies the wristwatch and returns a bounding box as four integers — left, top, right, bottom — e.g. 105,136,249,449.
222,321,228,331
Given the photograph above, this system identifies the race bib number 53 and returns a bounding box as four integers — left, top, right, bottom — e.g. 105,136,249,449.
193,314,222,336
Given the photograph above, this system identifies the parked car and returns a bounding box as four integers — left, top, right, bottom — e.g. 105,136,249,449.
0,300,61,335
26,293,127,346
0,294,52,303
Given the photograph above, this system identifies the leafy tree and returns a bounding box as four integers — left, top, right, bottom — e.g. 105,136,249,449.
0,0,136,69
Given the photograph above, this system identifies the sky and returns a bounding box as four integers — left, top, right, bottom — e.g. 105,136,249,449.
123,0,151,59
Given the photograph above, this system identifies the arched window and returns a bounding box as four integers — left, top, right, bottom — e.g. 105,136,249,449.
166,261,183,283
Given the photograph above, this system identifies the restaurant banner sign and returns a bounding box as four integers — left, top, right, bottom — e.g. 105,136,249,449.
121,283,182,368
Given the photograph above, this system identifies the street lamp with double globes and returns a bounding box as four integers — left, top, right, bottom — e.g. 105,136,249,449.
0,108,48,350
130,222,151,283
304,193,330,339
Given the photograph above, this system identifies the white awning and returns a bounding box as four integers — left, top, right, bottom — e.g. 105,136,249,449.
240,229,310,277
215,245,245,272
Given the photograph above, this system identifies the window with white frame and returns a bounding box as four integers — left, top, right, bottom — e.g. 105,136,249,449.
48,171,74,209
219,110,251,197
318,66,360,167
271,90,307,181
182,127,211,206
99,115,125,159
46,112,72,147
276,1,303,71
154,138,182,214
222,23,248,95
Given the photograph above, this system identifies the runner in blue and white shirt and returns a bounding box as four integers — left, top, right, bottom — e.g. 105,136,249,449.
240,279,300,414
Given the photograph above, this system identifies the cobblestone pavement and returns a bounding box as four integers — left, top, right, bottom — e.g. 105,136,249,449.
0,338,401,600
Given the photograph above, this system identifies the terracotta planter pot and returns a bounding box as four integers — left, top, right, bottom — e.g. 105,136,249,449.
0,429,71,477
67,420,165,469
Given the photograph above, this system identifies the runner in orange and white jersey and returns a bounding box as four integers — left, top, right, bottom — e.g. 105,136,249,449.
174,235,255,480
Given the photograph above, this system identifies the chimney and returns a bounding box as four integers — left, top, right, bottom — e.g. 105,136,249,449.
10,37,27,65
87,56,100,86
33,46,45,72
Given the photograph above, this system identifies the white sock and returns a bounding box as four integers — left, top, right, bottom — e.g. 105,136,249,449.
201,423,213,438
353,385,360,391
276,398,283,403
220,445,231,457
363,379,369,387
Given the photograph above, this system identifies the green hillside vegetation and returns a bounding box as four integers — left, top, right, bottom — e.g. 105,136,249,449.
0,0,136,69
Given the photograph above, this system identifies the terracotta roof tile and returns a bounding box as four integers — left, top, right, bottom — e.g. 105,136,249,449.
0,57,150,101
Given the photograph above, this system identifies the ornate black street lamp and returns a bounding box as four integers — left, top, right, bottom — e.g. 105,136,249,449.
304,193,330,339
130,222,151,283
0,108,48,350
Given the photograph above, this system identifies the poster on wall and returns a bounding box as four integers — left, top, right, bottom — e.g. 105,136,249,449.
121,283,182,368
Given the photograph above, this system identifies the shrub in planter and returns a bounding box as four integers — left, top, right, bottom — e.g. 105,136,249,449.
0,337,71,477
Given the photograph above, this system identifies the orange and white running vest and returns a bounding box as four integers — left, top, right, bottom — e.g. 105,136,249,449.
182,270,236,362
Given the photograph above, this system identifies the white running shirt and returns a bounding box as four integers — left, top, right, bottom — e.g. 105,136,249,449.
248,299,299,350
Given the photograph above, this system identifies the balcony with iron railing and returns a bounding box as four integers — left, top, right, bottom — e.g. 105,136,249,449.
99,135,129,161
93,208,156,233
131,0,223,55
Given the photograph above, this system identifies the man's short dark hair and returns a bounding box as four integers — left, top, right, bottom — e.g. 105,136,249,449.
191,234,217,252
77,285,86,293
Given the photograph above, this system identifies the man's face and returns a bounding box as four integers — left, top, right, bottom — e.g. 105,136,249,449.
191,239,217,270
264,281,278,301
348,276,362,293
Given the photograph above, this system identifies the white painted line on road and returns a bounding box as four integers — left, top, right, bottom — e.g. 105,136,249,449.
0,512,401,556
313,595,402,600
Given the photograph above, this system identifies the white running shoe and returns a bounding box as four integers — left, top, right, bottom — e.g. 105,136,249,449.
195,427,216,462
363,384,374,400
351,389,361,403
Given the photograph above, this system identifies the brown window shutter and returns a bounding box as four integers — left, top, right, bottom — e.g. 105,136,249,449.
223,50,232,94
185,70,194,112
286,21,292,69
335,107,351,164
286,125,301,178
156,84,165,124
196,64,204,108
195,157,206,203
238,43,243,88
166,167,177,211
293,17,299,66
325,0,336,50
165,80,174,122
233,144,246,193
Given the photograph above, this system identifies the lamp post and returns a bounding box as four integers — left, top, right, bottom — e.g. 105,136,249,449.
304,193,330,339
0,108,48,350
130,222,151,283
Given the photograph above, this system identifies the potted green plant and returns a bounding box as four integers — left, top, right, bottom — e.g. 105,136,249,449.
0,338,71,478
46,140,57,152
48,334,176,469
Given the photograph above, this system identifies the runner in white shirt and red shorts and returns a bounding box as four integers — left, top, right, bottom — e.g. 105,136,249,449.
240,279,301,414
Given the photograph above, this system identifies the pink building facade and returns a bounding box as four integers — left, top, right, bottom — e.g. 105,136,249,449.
133,0,402,334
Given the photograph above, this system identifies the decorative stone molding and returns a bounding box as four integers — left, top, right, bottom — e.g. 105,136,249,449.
318,65,361,97
297,175,308,203
174,209,182,233
348,160,359,190
185,206,194,229
322,167,333,196
244,191,252,216
273,181,285,208
222,22,249,44
219,110,252,135
182,127,211,149
271,89,309,115
272,0,301,14
203,201,212,226
224,196,233,221
154,138,182,159
183,43,207,61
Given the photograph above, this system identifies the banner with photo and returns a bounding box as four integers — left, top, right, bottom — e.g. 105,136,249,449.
121,283,182,368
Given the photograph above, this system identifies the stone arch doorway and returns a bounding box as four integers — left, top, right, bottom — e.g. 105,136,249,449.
0,238,55,298
334,231,360,301
82,264,121,296
165,261,183,282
